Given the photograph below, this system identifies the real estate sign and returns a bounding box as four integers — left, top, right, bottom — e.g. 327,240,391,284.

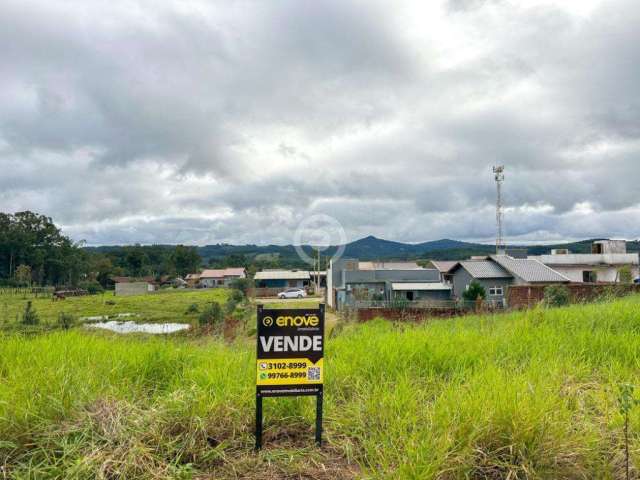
255,305,325,448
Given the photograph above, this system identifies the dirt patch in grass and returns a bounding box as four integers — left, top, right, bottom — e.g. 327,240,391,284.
33,398,361,480
200,415,361,479
200,445,360,480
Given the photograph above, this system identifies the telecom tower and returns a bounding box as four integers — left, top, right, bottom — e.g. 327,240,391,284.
493,166,505,255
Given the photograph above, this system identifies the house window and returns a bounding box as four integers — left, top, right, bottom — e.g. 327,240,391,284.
489,286,503,296
583,271,597,283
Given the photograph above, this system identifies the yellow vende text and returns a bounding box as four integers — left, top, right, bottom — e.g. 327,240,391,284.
256,358,323,386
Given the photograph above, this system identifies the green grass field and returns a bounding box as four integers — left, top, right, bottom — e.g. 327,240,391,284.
0,289,230,329
2,294,640,478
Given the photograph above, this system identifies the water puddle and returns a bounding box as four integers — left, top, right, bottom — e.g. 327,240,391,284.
86,321,190,334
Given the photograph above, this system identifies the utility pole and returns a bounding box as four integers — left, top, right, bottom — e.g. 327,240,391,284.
493,166,505,255
316,248,320,294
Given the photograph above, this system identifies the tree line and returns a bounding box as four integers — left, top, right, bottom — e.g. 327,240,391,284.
0,211,201,288
1,210,327,289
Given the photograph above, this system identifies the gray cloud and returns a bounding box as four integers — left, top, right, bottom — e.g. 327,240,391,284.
1,0,639,245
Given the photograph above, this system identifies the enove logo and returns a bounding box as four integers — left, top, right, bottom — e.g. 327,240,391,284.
274,315,320,327
261,314,320,328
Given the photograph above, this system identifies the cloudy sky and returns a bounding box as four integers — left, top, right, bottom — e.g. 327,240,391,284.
1,0,639,246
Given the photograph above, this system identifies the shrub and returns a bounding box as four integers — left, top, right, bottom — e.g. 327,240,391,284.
198,302,223,327
230,277,252,296
21,301,40,325
543,284,570,307
224,288,246,315
185,303,199,314
229,288,244,304
57,312,76,330
80,281,104,295
618,265,633,284
463,281,486,302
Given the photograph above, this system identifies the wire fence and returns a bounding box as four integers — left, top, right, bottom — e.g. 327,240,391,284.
0,286,56,298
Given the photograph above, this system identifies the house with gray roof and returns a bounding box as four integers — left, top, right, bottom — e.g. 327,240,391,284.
449,255,569,307
431,260,459,284
327,258,450,309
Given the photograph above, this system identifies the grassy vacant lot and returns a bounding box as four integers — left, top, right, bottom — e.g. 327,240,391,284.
0,289,230,328
2,296,640,478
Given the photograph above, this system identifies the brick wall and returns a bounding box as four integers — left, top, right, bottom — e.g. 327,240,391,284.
507,283,640,309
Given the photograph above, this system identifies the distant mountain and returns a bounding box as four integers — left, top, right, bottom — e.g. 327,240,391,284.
85,236,640,267
340,235,487,259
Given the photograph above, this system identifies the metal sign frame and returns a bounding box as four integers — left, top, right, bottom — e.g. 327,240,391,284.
255,304,325,449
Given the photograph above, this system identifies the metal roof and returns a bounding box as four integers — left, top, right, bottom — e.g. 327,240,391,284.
200,268,245,279
458,261,512,279
431,261,459,273
391,282,452,291
491,256,570,283
254,270,310,280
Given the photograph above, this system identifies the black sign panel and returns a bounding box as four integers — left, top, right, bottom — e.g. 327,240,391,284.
255,305,325,448
256,305,324,397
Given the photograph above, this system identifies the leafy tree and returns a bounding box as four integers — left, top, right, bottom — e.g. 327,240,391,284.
91,254,115,288
463,281,486,302
0,211,82,286
125,247,147,277
170,245,201,277
15,264,32,286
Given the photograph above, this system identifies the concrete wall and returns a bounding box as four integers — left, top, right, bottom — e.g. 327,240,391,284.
593,240,627,254
543,265,640,283
530,253,639,283
115,282,154,296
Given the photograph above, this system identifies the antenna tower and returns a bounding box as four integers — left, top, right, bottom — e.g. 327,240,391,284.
493,166,505,254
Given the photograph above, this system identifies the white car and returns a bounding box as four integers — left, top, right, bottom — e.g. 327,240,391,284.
278,288,306,299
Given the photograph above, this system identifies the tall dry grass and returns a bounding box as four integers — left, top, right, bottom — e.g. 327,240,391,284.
2,296,640,478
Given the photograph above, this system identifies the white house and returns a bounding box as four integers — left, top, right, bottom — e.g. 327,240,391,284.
528,240,639,283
